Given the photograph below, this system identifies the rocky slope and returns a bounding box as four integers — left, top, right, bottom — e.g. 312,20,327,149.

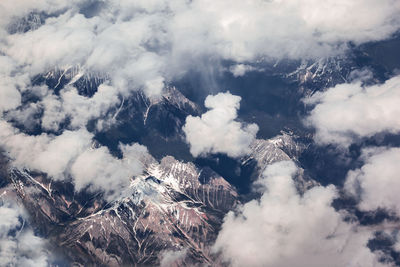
0,66,318,266
1,128,316,266
242,132,316,193
3,150,237,266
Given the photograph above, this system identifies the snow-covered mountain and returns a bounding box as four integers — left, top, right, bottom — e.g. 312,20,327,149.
0,57,350,265
2,133,306,266
0,110,309,266
3,150,236,266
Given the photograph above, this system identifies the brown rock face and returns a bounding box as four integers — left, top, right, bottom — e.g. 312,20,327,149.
7,153,237,266
2,131,311,266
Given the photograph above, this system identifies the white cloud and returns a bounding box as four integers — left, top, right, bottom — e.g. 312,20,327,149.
71,143,146,199
0,201,51,267
229,64,256,77
0,1,399,265
305,74,400,146
0,121,145,199
0,0,399,103
5,12,96,74
345,147,400,215
2,3,168,97
41,84,121,131
213,161,388,267
0,0,399,165
0,56,29,114
183,92,258,157
394,232,400,253
0,0,76,31
159,248,187,267
2,0,398,138
168,0,400,64
0,121,92,178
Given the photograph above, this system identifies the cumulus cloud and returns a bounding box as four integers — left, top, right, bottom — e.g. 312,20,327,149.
0,121,92,178
0,1,399,265
40,83,121,131
213,161,388,267
0,0,398,128
305,74,400,146
0,55,29,114
183,92,258,157
0,0,398,211
0,201,51,267
0,0,399,101
0,0,399,163
168,0,400,64
0,121,146,199
71,142,146,196
0,0,76,30
2,2,168,97
345,147,400,215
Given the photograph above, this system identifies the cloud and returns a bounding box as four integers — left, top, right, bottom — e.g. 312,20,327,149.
0,0,399,101
0,55,29,114
159,248,188,267
0,121,146,199
3,77,122,133
229,64,257,77
345,147,400,215
5,12,96,74
0,0,397,124
0,121,92,178
71,143,147,197
0,200,51,267
0,0,399,166
41,83,121,131
213,161,388,267
0,1,399,265
0,0,75,31
305,74,400,146
168,0,400,65
2,3,168,97
183,92,258,158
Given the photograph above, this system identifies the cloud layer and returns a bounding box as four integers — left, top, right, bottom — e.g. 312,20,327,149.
0,1,400,265
0,0,399,183
213,161,389,267
0,0,399,109
183,92,258,157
